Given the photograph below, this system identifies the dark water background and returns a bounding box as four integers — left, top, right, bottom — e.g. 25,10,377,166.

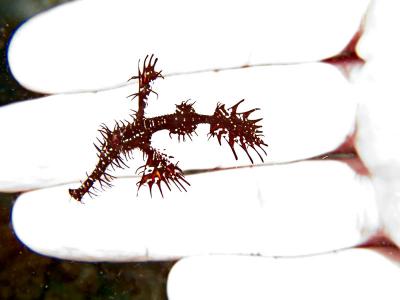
0,1,172,299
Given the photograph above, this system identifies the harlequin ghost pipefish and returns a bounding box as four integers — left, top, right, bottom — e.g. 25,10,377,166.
69,55,268,201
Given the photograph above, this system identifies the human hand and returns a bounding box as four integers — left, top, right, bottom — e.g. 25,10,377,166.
3,0,400,299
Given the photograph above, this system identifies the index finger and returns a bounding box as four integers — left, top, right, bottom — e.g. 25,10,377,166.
7,0,369,93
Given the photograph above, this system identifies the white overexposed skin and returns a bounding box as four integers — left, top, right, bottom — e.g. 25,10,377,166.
167,249,400,300
6,0,400,296
356,0,400,65
0,63,355,192
355,0,400,248
7,0,369,93
11,161,379,261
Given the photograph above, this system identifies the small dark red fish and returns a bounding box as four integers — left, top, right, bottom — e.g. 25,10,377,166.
69,55,268,201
